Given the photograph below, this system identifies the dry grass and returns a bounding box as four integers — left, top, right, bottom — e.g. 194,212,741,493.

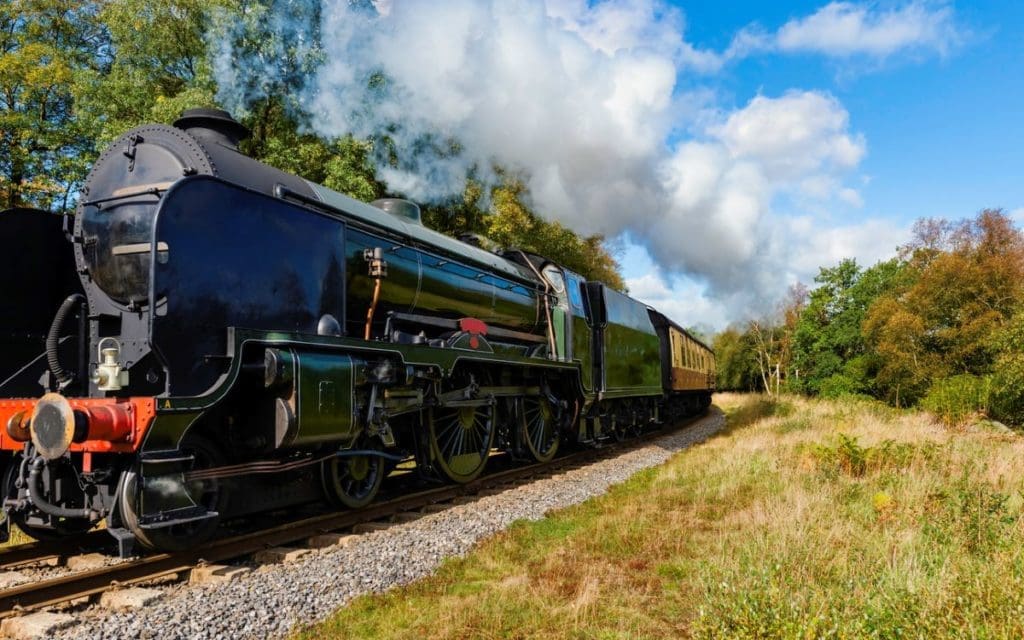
0,520,33,548
297,394,1024,639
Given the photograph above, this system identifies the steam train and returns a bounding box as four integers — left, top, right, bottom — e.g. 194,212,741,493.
0,109,715,555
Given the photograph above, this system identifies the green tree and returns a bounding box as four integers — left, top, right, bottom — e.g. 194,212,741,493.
6,0,626,290
74,0,229,146
423,173,626,289
793,258,905,398
484,176,625,289
991,308,1024,424
713,327,761,392
0,0,106,211
242,99,383,202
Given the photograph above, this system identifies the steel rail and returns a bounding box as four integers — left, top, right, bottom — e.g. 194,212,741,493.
0,530,112,572
0,414,703,618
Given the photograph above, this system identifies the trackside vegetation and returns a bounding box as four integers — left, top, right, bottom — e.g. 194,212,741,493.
716,208,1024,427
296,393,1024,639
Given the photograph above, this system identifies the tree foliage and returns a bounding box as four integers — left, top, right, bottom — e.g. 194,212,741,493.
716,208,1024,426
865,209,1024,406
712,328,761,392
792,258,905,398
991,309,1024,425
0,0,106,210
422,174,625,289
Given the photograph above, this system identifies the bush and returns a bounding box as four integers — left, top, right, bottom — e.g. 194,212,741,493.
990,312,1024,426
807,433,916,478
991,367,1024,427
818,373,866,399
921,375,992,426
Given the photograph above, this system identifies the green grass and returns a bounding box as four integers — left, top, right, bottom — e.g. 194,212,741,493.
296,393,1024,639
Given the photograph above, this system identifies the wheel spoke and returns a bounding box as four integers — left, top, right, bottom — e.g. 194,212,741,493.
437,413,460,439
533,417,545,450
440,427,460,460
520,396,558,461
324,451,384,509
452,426,466,459
429,376,495,482
472,417,486,452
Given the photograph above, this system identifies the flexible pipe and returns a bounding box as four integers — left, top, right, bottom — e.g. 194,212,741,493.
27,457,97,520
46,293,85,388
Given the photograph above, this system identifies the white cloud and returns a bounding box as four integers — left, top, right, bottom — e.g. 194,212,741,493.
625,269,730,332
724,1,962,64
711,91,866,181
546,0,725,72
626,211,908,331
643,90,871,298
777,217,909,281
1010,207,1024,225
775,1,960,58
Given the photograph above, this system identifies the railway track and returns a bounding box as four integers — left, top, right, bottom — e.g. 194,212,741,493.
0,415,701,621
0,531,112,573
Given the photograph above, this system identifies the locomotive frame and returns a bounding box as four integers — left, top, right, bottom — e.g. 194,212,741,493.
0,109,714,555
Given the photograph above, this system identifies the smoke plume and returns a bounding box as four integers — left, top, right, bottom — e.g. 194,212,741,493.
213,0,889,322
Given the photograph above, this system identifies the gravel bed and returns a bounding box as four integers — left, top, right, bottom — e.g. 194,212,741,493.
57,410,724,640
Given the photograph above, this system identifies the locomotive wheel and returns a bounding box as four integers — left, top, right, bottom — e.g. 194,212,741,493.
119,434,228,552
321,447,385,509
518,396,560,463
2,456,94,541
427,402,495,484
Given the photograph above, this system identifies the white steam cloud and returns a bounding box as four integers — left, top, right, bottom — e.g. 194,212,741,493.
212,1,941,323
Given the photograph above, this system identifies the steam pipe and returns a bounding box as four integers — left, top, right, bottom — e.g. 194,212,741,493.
515,251,557,358
28,457,97,520
365,277,382,340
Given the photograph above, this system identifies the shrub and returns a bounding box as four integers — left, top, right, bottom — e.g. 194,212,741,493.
923,471,1015,557
990,314,1024,426
818,373,866,399
921,375,992,427
807,433,916,478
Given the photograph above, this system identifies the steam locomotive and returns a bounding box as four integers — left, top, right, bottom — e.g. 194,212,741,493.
0,109,714,554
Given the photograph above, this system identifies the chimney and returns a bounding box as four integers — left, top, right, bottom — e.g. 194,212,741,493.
173,108,250,150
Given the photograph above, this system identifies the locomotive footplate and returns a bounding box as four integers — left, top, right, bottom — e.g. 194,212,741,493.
136,505,218,529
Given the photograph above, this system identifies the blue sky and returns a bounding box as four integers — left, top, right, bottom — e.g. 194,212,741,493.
678,0,1023,225
266,1,1023,331
610,0,1024,330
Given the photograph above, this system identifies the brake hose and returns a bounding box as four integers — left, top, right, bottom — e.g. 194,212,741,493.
46,293,86,389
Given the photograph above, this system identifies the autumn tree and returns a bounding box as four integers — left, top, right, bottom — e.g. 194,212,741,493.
423,173,626,289
864,209,1024,406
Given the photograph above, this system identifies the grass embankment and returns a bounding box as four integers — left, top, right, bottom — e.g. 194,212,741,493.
298,393,1024,639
